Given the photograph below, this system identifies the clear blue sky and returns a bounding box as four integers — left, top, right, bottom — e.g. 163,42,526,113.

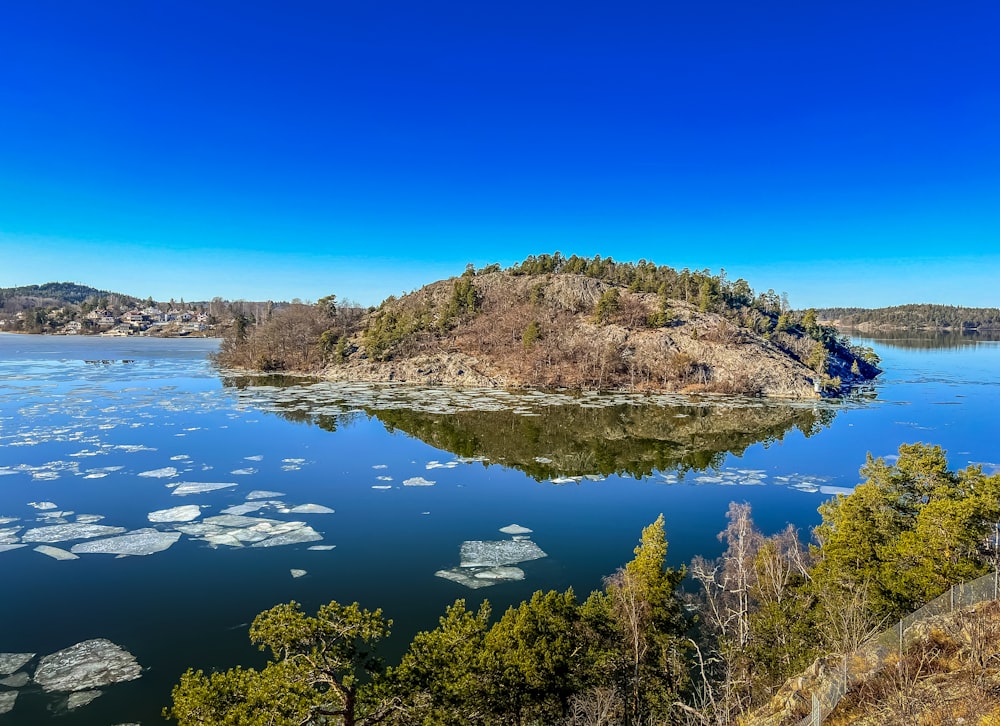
1,1,997,308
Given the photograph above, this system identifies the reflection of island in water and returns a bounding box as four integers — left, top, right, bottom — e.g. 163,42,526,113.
369,403,835,481
850,330,1000,350
223,377,838,480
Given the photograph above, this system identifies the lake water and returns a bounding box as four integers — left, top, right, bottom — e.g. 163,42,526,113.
0,332,998,724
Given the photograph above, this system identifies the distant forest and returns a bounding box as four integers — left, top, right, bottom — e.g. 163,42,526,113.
816,304,1000,330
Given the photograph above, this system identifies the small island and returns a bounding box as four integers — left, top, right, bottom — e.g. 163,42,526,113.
216,254,881,398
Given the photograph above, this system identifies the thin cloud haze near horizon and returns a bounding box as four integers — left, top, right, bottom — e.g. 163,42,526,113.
0,1,997,308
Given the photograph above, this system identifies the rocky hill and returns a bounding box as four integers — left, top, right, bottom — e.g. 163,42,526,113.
314,260,880,398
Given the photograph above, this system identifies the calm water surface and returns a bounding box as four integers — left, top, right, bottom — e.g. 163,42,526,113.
0,332,997,724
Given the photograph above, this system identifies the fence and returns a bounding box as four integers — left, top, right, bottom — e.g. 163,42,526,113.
794,567,1000,726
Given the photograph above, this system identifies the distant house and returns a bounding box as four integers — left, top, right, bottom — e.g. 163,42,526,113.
100,324,133,337
64,321,83,335
86,310,117,327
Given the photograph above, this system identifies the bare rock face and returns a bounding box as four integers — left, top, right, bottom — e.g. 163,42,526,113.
33,639,141,692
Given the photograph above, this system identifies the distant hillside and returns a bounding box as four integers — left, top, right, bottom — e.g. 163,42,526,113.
217,254,882,399
817,303,1000,331
0,282,131,310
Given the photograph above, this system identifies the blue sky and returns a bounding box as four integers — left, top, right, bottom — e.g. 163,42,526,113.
1,1,997,308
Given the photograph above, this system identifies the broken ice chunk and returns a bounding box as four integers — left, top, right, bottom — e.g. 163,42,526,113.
498,524,533,535
403,477,435,487
371,485,392,490
0,653,35,676
250,525,323,548
284,504,335,514
28,501,58,510
148,505,202,522
67,690,102,709
246,490,285,500
34,545,79,561
170,482,237,496
70,529,181,556
138,467,178,478
307,545,336,551
244,455,264,461
230,468,256,475
459,539,547,568
33,639,140,692
435,566,526,589
0,691,15,715
22,523,127,544
290,569,307,578
0,544,27,553
0,671,29,687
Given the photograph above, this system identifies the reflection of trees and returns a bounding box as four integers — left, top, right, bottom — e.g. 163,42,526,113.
852,330,1000,350
221,376,837,480
370,402,835,481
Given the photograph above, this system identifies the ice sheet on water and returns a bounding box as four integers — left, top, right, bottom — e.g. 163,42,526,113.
308,545,336,551
138,467,177,478
0,544,27,553
460,539,547,568
290,569,307,578
283,504,335,514
246,490,285,499
499,524,533,535
148,505,202,522
0,672,29,688
0,692,16,715
170,481,237,496
22,523,127,544
435,566,525,589
403,477,435,487
372,485,392,490
67,690,102,709
220,501,277,515
0,653,35,676
71,529,181,556
177,515,323,548
426,460,458,470
230,468,256,475
28,502,58,510
372,464,388,469
75,514,104,524
34,545,79,561
33,639,141,692
250,525,323,548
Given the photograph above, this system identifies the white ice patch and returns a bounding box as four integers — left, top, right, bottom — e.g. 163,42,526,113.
71,529,181,556
21,523,127,544
403,477,435,487
34,545,79,560
290,569,307,578
148,505,202,523
460,539,547,568
372,485,392,490
138,467,178,479
435,566,525,589
245,455,264,461
170,482,238,496
376,475,393,481
372,464,388,470
307,545,337,551
33,639,141,692
0,653,35,676
28,502,58,511
283,504,335,515
230,468,256,475
67,690,102,709
246,490,285,500
0,691,15,715
426,460,458,470
499,524,533,535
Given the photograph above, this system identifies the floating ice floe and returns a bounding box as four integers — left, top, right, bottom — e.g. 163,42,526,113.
246,490,285,500
221,501,278,515
175,515,322,548
170,482,238,496
372,485,392,490
21,523,127,544
75,514,104,524
0,691,16,715
499,524,533,535
138,467,177,478
34,545,79,561
0,671,29,687
372,464,388,470
290,569,307,578
67,690,102,709
28,501,58,510
71,529,182,556
283,504,335,515
460,539,547,568
435,566,525,589
230,468,256,475
307,545,336,551
0,653,34,675
0,544,27,553
244,455,263,461
403,477,435,487
33,639,141,692
376,475,392,481
0,528,20,544
170,454,191,461
148,505,202,523
550,476,580,484
426,460,458,470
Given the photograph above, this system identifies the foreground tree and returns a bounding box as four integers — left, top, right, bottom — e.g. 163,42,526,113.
165,600,397,726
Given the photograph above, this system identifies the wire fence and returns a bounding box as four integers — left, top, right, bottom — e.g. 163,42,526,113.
793,567,1000,726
